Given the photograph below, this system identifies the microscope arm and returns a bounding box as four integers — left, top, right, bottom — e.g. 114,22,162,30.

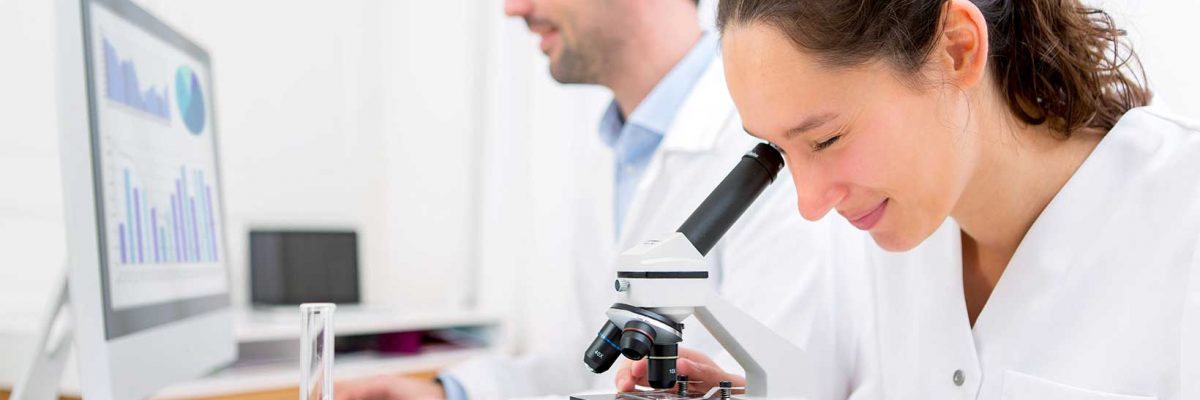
694,290,812,398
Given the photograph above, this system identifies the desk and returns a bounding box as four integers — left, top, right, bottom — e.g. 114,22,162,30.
0,370,437,400
0,308,503,399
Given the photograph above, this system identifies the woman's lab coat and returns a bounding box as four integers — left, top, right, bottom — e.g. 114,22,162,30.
842,107,1200,399
444,55,862,398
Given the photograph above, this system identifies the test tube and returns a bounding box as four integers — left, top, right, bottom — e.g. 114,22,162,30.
300,303,336,400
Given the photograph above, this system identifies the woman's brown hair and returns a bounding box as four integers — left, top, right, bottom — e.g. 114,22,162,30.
717,0,1152,136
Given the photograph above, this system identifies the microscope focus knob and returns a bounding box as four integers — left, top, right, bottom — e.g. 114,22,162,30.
614,279,630,292
619,320,656,360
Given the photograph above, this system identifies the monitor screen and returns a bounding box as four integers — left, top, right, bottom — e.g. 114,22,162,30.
84,0,229,339
250,230,361,305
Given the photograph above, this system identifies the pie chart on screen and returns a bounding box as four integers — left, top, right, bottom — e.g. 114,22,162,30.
175,66,206,135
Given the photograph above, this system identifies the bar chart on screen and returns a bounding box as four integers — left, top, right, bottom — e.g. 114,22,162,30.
113,164,220,266
99,140,228,308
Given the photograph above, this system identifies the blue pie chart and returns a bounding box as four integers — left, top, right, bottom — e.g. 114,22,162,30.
175,66,206,135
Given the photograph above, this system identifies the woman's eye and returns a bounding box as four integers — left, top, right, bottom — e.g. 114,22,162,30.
813,135,841,151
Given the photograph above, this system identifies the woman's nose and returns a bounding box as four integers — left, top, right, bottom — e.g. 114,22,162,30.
791,163,845,222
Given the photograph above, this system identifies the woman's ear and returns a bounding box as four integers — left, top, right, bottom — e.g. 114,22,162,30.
935,0,989,88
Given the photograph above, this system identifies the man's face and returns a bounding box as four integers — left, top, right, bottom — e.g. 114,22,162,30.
504,0,627,84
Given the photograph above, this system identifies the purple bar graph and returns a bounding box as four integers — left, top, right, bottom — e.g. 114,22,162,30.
160,227,168,262
192,170,204,261
134,188,143,263
180,172,192,262
190,197,200,261
195,170,209,261
115,166,219,265
151,209,160,262
171,193,182,261
118,224,127,263
205,186,217,261
124,170,134,261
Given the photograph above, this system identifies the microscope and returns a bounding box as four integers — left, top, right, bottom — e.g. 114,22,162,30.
573,143,817,400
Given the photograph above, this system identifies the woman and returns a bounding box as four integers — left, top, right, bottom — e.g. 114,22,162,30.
616,0,1200,398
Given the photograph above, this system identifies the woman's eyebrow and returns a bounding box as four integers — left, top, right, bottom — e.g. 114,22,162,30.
784,112,838,139
743,112,838,140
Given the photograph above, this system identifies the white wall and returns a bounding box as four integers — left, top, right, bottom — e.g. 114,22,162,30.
0,0,63,321
1096,0,1200,116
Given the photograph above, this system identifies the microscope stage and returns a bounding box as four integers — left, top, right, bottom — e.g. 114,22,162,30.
570,392,711,400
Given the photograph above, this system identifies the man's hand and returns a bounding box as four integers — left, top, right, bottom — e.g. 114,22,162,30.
333,374,447,400
613,347,746,394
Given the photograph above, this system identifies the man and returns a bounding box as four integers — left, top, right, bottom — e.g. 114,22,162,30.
336,0,857,398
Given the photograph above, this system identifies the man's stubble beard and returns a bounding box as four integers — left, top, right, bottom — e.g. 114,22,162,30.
548,25,626,85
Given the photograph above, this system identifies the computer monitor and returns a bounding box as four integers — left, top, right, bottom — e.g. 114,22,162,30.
250,230,361,306
52,0,235,397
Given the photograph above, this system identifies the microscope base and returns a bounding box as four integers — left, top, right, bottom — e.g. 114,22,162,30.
570,395,696,400
570,393,753,400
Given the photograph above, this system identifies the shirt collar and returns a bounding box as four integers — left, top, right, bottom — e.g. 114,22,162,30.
599,32,719,149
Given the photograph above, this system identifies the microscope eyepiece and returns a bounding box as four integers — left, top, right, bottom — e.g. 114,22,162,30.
678,143,785,256
583,321,623,373
619,320,656,360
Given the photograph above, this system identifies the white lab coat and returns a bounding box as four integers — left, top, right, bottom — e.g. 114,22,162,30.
841,107,1200,399
445,56,862,399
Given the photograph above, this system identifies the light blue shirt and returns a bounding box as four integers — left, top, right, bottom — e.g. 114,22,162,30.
600,32,718,237
438,374,468,400
438,32,718,400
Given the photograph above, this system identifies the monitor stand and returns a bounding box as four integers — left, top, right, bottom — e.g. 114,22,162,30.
12,277,73,400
